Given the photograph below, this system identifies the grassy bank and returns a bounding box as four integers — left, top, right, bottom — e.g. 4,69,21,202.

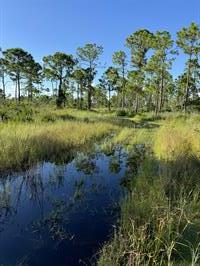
0,104,140,173
0,120,117,173
98,114,200,265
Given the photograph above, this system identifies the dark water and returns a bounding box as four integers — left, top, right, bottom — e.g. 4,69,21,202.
0,147,127,266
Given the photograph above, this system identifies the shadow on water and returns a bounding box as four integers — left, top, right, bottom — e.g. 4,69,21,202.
0,146,128,266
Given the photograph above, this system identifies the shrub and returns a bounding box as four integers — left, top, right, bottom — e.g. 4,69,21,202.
116,109,127,117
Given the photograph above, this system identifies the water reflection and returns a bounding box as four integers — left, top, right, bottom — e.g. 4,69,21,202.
120,144,146,190
0,148,127,266
74,153,99,175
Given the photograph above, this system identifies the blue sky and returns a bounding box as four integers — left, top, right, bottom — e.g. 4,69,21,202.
0,0,200,93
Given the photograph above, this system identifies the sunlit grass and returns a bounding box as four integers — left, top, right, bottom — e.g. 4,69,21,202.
0,120,117,172
154,115,200,160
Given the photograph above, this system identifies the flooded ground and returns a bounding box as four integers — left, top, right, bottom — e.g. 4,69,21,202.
0,146,128,266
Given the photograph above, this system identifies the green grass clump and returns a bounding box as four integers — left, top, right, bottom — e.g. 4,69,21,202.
154,115,200,160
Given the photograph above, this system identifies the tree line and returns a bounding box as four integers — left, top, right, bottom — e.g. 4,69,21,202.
0,22,199,113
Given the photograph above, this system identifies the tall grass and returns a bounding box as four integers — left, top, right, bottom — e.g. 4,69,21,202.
98,114,200,266
154,115,200,160
0,121,117,172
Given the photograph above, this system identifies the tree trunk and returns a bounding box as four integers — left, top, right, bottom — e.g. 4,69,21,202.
135,93,139,114
121,77,125,109
77,83,80,109
121,63,126,109
88,85,92,110
155,89,159,115
57,77,63,107
108,85,111,111
30,87,33,101
2,72,5,99
28,80,33,101
183,56,191,112
87,62,93,110
15,81,17,100
147,94,152,112
158,69,164,112
80,83,83,109
121,90,124,109
17,74,21,102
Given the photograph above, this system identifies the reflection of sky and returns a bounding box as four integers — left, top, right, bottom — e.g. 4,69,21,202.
0,149,127,265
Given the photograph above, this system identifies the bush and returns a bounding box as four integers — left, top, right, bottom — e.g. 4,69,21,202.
116,109,127,117
127,110,135,117
0,102,35,122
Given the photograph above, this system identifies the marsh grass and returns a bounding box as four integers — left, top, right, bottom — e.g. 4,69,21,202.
98,114,200,266
154,115,200,161
98,156,200,265
0,121,117,172
0,103,136,127
0,105,138,173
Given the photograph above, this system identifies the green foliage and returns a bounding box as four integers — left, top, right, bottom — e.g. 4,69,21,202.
177,22,200,55
43,52,76,107
99,67,119,110
0,101,36,122
77,43,103,110
126,29,154,68
77,43,103,68
112,50,127,70
176,22,200,111
3,48,42,101
1,24,200,113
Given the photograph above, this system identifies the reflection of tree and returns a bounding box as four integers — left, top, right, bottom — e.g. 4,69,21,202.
0,161,89,240
48,165,65,189
29,199,72,249
74,153,98,175
0,169,46,234
0,147,127,264
109,148,123,174
74,178,85,201
109,157,121,173
28,177,90,251
25,172,44,210
121,144,146,190
0,181,13,229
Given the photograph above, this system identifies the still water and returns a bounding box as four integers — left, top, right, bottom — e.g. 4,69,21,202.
0,147,128,266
